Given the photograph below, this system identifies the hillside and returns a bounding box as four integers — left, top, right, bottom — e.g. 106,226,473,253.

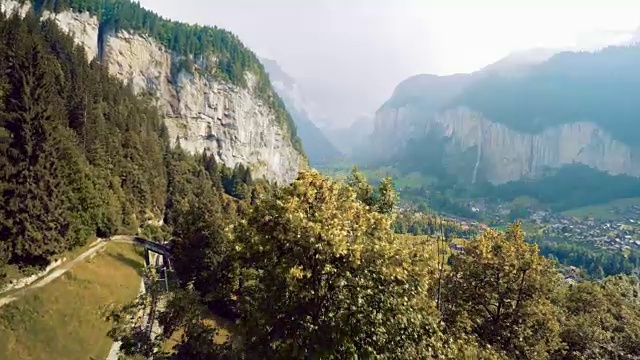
0,242,143,360
362,44,640,209
261,58,342,166
109,169,640,360
6,0,305,183
3,3,640,360
0,2,258,282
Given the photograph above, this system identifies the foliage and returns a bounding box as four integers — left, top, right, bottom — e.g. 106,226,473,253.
482,164,640,212
234,170,444,358
5,8,640,357
0,9,266,278
530,234,640,279
442,222,563,359
110,165,640,359
552,275,640,359
345,166,398,214
393,211,476,239
0,11,167,270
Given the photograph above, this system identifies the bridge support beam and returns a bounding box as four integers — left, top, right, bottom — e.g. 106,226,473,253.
163,255,169,292
144,248,151,268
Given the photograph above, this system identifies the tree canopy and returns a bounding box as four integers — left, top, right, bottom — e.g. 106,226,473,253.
109,165,640,360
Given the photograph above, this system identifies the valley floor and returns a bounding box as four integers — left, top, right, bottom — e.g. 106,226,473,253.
0,242,144,360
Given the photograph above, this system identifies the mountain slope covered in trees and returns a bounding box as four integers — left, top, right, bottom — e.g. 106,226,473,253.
0,9,256,276
0,10,167,268
15,0,305,182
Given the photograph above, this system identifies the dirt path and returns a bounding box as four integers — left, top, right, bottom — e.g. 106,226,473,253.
0,236,136,308
0,234,160,360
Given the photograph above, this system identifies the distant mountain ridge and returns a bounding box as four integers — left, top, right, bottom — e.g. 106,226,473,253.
362,41,640,205
261,58,343,166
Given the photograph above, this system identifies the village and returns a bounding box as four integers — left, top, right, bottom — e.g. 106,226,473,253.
528,206,640,251
432,199,640,251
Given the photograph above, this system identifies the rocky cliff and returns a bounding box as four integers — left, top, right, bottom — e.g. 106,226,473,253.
367,45,640,185
2,0,304,183
369,73,472,161
421,107,640,184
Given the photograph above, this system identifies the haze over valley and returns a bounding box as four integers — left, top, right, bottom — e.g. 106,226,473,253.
2,1,640,359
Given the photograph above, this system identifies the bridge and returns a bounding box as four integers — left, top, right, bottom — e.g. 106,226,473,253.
130,237,176,341
130,236,176,296
132,236,173,269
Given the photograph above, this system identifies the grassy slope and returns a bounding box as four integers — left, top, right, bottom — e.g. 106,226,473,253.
562,197,640,220
0,242,144,360
2,237,101,286
163,315,232,354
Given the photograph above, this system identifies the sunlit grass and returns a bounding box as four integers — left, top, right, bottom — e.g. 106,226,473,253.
562,197,640,220
0,243,144,360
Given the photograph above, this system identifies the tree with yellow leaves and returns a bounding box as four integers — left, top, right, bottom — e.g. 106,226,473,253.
234,169,444,359
442,222,562,359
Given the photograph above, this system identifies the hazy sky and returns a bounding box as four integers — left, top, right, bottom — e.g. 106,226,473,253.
138,0,640,128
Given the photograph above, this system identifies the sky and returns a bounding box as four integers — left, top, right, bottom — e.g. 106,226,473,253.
138,0,640,129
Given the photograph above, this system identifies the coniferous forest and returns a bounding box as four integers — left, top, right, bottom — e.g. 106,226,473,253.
1,4,640,360
0,10,166,268
0,9,254,273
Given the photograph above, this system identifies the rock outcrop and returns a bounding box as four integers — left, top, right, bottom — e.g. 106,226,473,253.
2,0,303,183
421,107,640,184
366,46,640,184
103,33,303,182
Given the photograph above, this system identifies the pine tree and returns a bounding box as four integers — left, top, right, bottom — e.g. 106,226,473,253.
0,18,75,263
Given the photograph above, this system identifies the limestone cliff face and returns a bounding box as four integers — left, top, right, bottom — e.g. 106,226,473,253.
369,106,417,160
409,107,640,184
2,0,303,183
369,73,471,162
103,32,303,182
368,52,640,184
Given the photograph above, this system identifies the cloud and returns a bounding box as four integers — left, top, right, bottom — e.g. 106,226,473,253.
138,0,640,127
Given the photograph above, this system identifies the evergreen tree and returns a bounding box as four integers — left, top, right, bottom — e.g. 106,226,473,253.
0,17,75,263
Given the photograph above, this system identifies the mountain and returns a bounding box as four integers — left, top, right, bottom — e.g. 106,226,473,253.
0,0,312,274
1,0,305,183
261,58,342,166
363,43,640,208
324,114,374,157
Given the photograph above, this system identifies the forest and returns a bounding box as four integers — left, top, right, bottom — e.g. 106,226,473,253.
531,234,640,279
481,164,640,212
0,9,254,274
110,169,640,360
2,5,640,360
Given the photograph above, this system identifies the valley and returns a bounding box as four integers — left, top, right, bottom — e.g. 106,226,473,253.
0,0,640,359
